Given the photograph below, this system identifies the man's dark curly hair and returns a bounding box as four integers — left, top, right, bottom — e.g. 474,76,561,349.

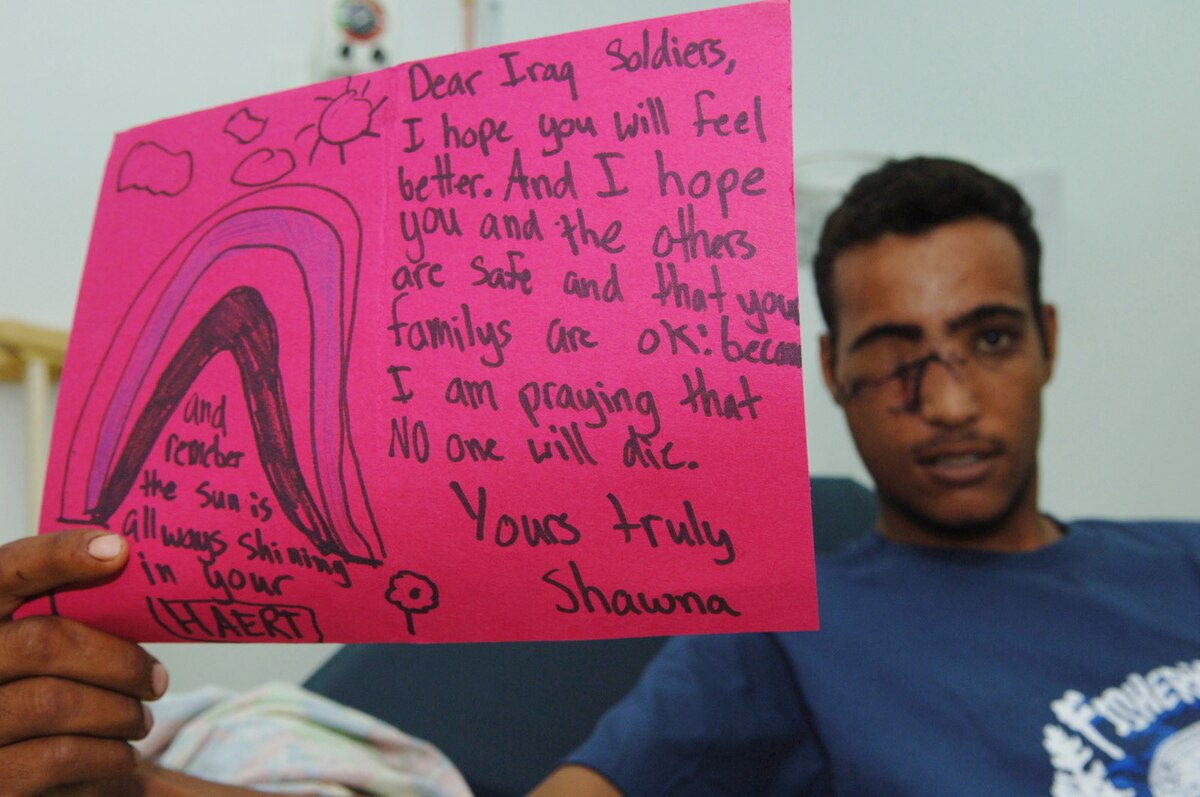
812,156,1046,354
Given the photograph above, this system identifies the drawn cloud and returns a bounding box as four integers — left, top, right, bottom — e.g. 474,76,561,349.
117,141,193,197
224,107,268,144
232,148,297,186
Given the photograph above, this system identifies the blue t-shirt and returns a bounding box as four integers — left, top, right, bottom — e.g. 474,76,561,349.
567,520,1200,796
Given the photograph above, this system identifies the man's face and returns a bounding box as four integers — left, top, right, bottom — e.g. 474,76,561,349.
820,218,1057,542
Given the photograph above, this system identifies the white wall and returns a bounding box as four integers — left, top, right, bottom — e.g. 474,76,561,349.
2,0,1198,691
789,1,1200,526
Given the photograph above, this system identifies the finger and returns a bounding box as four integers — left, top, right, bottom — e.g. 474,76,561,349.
0,532,128,619
0,615,167,700
0,677,153,748
0,737,137,796
39,775,144,797
134,765,266,797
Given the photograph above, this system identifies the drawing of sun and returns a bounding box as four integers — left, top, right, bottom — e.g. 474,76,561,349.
295,76,388,166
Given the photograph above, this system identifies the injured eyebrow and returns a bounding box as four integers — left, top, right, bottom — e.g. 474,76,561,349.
847,322,923,354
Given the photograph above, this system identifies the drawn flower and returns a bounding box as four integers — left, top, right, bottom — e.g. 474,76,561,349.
385,570,439,636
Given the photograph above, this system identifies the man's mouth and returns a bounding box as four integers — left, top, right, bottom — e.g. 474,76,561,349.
915,442,1002,485
929,452,986,467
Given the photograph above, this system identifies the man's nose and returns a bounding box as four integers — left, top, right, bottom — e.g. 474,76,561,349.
915,355,980,426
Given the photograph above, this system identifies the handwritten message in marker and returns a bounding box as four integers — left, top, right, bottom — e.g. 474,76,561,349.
31,0,815,643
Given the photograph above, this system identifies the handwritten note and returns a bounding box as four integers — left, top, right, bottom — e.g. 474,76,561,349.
31,1,814,643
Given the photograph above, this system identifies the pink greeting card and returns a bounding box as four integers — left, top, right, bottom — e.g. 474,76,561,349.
32,1,814,643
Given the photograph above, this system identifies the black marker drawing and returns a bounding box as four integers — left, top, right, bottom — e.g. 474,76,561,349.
224,107,268,144
385,570,439,636
146,595,325,642
95,286,351,557
117,141,193,197
59,184,383,565
231,147,297,186
294,76,387,165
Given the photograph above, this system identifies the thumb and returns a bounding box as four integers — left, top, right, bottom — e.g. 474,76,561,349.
0,530,128,620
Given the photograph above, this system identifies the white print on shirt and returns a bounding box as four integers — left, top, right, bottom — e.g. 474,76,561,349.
1043,659,1200,796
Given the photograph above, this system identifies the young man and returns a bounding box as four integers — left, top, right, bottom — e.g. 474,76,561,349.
1,158,1197,795
529,157,1200,795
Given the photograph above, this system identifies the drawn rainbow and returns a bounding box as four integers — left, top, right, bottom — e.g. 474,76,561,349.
58,184,382,565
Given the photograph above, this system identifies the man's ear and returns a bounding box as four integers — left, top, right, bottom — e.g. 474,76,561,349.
1039,303,1058,383
819,333,842,404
